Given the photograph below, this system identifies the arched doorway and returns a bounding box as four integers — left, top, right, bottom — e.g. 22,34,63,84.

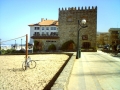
34,40,42,51
68,43,75,51
61,40,75,51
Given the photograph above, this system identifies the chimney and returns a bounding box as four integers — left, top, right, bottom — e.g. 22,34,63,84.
41,18,44,22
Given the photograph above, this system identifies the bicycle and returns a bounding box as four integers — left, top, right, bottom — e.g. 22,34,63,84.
22,56,36,70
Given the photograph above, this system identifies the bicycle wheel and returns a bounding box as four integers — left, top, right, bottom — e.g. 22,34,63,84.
22,61,27,70
29,60,36,69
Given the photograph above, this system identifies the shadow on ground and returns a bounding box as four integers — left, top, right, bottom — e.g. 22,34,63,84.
7,68,24,72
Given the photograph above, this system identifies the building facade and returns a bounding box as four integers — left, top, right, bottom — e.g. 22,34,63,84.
28,18,59,51
58,6,97,51
97,32,109,47
109,28,120,45
96,28,120,47
29,6,97,51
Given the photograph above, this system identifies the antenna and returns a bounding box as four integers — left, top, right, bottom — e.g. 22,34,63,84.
117,22,119,28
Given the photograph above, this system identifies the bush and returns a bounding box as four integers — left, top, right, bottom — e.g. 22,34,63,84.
61,40,74,51
1,49,6,54
33,46,39,52
48,44,56,51
6,49,13,54
33,41,40,52
0,49,25,54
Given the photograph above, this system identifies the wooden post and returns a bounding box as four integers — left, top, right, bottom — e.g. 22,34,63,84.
25,34,28,61
25,34,28,70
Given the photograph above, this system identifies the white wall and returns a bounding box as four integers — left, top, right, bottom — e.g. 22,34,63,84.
29,25,58,44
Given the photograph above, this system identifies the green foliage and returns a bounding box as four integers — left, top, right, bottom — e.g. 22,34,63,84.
5,49,13,54
33,46,39,52
61,40,74,51
34,41,39,46
1,49,25,54
48,44,56,51
33,41,39,52
1,49,6,54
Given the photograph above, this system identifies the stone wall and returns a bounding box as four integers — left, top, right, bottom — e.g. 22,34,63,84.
58,6,97,50
34,39,59,51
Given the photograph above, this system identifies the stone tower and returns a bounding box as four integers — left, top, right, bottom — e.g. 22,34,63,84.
58,6,97,51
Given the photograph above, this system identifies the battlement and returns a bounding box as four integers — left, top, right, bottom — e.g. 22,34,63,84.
59,6,97,11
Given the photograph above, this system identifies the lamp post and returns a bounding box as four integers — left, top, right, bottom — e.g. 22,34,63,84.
21,39,22,49
15,40,16,49
76,19,88,59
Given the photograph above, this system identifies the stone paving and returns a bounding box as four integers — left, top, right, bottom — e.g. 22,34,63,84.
68,51,120,90
0,54,69,90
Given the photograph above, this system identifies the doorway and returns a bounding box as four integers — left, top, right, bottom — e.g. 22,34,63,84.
82,42,91,49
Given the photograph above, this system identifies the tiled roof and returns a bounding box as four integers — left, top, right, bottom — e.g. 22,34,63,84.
28,20,58,26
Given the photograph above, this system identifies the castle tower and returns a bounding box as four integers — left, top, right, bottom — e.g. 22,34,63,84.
58,6,97,51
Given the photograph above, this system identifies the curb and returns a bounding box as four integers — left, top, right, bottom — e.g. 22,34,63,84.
51,53,76,90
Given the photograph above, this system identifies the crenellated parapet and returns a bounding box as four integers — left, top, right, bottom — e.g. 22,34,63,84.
59,6,97,11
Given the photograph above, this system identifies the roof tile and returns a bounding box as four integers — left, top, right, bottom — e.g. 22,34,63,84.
28,20,58,26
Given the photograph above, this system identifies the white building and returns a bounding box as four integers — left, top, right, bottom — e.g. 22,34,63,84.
28,18,59,51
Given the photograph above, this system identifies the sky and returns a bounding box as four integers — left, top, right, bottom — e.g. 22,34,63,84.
0,0,120,45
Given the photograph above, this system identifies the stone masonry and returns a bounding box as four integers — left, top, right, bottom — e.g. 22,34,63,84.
58,6,97,51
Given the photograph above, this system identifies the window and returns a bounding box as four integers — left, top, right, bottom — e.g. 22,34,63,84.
42,27,44,30
68,18,72,21
67,16,73,22
51,27,53,30
82,42,91,49
50,32,53,35
50,32,58,36
46,32,49,36
51,27,56,30
34,27,39,30
42,32,44,35
46,40,56,42
46,27,49,30
34,32,40,36
53,27,56,30
82,35,88,40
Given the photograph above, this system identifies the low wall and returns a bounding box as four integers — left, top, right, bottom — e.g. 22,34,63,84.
51,52,76,90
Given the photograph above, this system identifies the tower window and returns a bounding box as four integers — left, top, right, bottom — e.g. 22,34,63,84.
67,16,73,22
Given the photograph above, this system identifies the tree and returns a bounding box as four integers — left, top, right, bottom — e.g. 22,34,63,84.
33,41,42,51
48,44,56,51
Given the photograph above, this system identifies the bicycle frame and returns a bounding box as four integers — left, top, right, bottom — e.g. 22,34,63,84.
22,56,36,70
24,56,31,70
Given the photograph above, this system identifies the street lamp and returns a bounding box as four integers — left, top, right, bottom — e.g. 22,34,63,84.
21,39,22,49
15,40,16,49
76,19,88,59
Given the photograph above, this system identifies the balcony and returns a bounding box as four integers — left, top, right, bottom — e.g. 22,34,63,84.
31,34,59,39
111,31,119,34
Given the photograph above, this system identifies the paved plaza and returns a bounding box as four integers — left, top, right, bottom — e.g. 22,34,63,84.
68,51,120,90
